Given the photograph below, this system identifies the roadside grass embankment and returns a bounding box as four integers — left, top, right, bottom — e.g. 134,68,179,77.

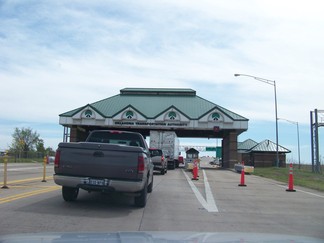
253,165,324,192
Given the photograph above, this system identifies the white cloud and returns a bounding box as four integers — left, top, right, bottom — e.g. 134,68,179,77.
1,0,324,162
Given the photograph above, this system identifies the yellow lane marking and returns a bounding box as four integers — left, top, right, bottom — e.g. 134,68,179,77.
0,186,60,204
6,185,56,189
0,176,53,186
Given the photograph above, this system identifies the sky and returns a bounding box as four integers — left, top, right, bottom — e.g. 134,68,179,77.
1,0,323,164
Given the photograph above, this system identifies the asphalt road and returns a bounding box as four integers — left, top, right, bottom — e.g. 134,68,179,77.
0,162,324,239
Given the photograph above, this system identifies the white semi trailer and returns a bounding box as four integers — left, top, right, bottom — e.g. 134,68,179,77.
149,131,180,169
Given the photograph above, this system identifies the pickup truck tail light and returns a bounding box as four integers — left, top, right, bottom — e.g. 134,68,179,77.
54,150,61,168
137,155,145,174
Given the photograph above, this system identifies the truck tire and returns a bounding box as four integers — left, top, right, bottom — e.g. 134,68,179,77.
175,161,179,168
134,180,148,207
160,168,165,175
147,175,153,193
169,161,175,170
62,186,79,202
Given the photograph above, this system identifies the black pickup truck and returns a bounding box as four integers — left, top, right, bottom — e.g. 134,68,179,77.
54,130,154,207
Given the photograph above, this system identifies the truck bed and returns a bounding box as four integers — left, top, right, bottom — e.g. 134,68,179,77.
55,142,144,181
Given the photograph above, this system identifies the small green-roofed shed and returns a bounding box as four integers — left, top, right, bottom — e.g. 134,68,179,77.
186,148,200,159
237,139,258,152
238,139,291,167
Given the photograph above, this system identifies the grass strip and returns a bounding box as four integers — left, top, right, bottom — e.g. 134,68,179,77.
253,166,324,192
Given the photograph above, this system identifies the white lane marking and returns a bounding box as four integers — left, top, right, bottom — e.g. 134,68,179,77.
275,184,324,199
253,176,324,199
182,170,209,209
0,167,43,172
203,170,219,212
182,169,218,212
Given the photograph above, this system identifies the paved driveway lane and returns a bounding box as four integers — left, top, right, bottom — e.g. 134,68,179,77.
204,169,324,239
0,175,166,235
1,165,323,239
140,169,219,231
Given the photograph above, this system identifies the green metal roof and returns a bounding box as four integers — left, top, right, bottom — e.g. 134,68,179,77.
238,139,290,154
238,139,258,151
249,139,291,153
60,88,248,121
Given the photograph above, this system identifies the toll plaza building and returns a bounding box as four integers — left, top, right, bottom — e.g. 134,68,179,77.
59,88,249,168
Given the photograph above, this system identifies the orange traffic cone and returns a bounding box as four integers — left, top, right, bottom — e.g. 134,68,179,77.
192,160,199,180
238,161,247,187
286,163,296,192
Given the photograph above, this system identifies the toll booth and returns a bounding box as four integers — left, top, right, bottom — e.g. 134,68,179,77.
185,148,199,170
59,88,249,168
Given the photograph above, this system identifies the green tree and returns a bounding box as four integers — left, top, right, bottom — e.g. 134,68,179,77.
10,127,40,158
45,147,55,156
36,139,46,154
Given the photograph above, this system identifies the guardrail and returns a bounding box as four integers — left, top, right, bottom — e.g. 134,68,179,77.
1,155,49,189
0,151,55,163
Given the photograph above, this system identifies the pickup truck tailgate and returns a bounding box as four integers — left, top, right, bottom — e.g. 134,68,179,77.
55,142,145,180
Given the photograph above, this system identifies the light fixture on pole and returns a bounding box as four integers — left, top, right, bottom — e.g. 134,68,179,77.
278,118,301,169
234,73,279,167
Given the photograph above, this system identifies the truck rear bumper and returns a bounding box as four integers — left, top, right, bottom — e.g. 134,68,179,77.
54,174,145,193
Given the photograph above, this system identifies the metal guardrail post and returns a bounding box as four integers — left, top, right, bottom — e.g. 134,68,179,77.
2,153,9,189
42,156,47,182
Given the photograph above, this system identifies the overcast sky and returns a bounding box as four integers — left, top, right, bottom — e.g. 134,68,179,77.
1,0,323,163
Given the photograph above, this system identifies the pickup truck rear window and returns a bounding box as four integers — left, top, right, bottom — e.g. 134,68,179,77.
149,149,163,157
87,131,144,148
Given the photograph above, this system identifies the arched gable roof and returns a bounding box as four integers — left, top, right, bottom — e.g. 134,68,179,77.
60,88,248,121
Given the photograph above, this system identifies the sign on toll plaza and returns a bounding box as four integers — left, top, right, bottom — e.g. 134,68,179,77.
206,147,222,157
206,147,217,151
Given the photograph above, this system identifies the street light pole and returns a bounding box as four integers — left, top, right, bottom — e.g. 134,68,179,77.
234,73,280,167
278,118,301,169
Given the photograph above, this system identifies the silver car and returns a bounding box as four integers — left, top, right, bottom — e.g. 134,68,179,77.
149,148,167,175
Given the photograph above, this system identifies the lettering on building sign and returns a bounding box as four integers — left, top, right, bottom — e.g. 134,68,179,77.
115,122,135,125
114,121,187,127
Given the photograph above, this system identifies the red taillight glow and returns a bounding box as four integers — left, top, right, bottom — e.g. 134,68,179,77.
161,155,164,162
54,150,61,168
110,130,122,134
137,155,145,173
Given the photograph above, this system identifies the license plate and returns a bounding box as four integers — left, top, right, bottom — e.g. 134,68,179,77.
83,178,109,186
